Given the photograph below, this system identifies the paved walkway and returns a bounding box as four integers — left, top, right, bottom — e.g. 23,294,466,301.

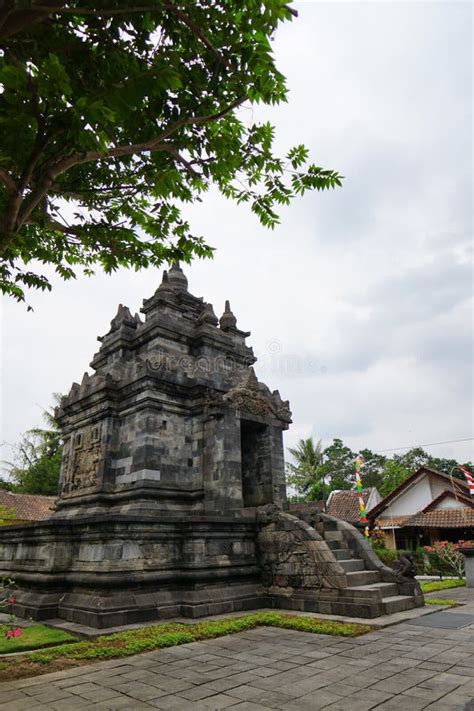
1,593,473,711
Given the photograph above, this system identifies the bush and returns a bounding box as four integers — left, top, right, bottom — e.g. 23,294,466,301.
423,541,471,579
369,529,386,549
373,547,399,566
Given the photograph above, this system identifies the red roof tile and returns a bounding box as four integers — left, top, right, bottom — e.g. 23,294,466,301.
375,515,412,528
403,507,474,529
326,489,374,523
0,489,55,521
289,501,325,514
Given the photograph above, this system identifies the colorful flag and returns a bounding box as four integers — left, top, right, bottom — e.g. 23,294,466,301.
354,455,369,534
458,466,474,496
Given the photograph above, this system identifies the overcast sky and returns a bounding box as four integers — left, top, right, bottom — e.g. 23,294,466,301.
1,1,472,469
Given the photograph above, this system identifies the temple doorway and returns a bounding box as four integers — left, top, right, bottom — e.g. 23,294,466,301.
240,419,271,507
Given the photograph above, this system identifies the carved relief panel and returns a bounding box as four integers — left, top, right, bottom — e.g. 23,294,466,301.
61,424,102,494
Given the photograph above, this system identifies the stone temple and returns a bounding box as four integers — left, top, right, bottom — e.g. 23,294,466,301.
0,265,423,627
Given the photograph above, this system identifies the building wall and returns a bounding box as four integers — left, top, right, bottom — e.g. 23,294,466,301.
436,496,467,510
386,475,432,516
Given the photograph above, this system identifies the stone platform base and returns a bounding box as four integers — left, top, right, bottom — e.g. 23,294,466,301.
0,508,423,628
11,581,266,629
0,514,263,628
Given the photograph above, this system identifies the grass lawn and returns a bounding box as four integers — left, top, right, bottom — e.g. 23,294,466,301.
425,598,457,607
0,625,77,655
0,612,371,681
420,579,466,593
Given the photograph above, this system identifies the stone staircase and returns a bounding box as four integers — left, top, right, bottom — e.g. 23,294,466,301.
322,518,419,616
257,505,424,619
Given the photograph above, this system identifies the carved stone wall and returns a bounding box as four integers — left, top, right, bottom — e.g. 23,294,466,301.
61,424,102,494
53,265,291,516
256,505,346,591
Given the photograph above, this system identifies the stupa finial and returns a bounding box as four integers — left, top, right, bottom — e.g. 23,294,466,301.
197,302,219,327
219,300,237,331
168,261,188,293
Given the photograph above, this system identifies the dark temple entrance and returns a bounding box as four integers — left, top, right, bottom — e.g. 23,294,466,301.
240,420,271,507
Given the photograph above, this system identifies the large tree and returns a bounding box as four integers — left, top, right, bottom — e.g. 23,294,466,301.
1,395,62,495
286,437,324,498
0,1,341,304
287,438,473,501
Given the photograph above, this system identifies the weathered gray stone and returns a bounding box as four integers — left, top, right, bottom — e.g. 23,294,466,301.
0,266,291,627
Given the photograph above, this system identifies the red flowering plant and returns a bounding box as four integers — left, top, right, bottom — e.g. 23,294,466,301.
423,541,472,580
0,577,22,640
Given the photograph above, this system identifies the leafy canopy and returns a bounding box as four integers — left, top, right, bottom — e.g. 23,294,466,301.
287,437,473,500
0,1,342,304
1,394,62,495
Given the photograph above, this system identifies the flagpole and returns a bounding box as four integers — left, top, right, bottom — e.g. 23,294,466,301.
355,455,369,537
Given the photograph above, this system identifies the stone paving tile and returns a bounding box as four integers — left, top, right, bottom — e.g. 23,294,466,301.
215,684,266,702
3,703,51,711
403,684,453,702
288,690,345,710
425,690,474,710
417,661,455,672
147,694,202,710
370,695,430,710
198,694,243,709
449,666,474,678
307,656,348,671
0,690,28,703
321,689,394,711
419,671,469,690
223,704,269,711
61,681,121,701
369,669,436,695
3,608,474,710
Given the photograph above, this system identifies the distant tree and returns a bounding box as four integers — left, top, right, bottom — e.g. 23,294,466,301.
318,438,355,492
2,395,62,495
0,1,341,304
392,447,429,473
357,448,387,490
378,459,411,497
287,437,357,505
425,455,469,480
286,438,324,498
286,437,473,502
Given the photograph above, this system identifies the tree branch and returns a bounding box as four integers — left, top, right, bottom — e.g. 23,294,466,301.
0,170,21,248
0,169,17,196
161,2,226,66
0,1,64,40
17,96,246,228
33,4,165,14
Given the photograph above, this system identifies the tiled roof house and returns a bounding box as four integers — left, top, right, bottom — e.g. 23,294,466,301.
289,487,381,526
368,467,473,549
0,489,55,524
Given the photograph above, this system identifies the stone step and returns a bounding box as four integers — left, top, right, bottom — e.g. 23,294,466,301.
345,570,381,587
323,530,343,542
346,582,399,599
322,520,339,531
338,558,365,572
331,547,352,560
382,595,417,615
326,539,349,551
